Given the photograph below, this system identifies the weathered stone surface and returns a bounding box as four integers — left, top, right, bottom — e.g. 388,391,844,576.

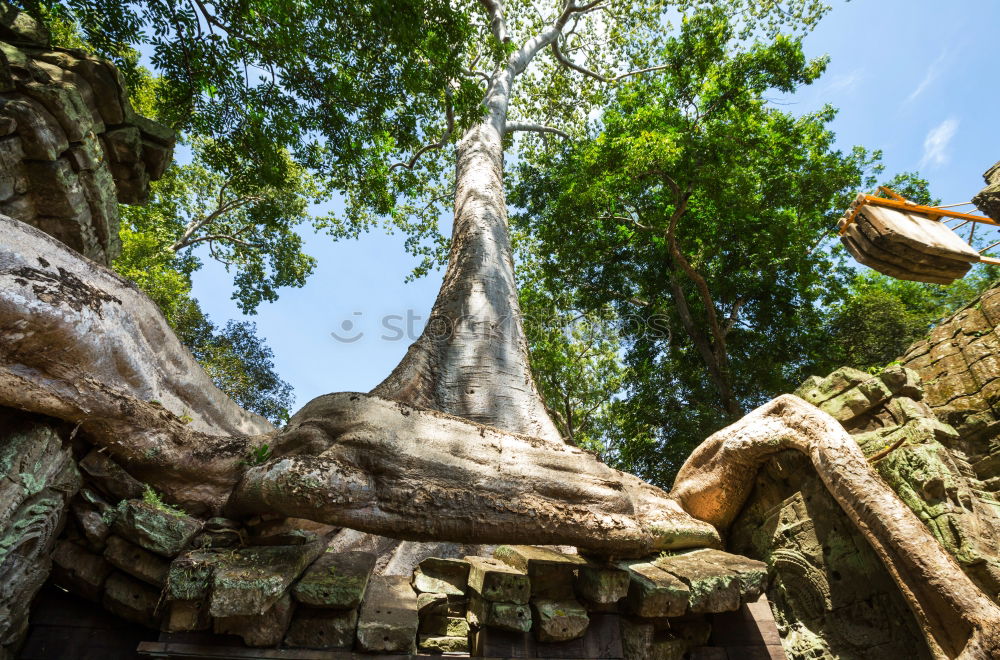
102,571,160,628
0,415,79,653
619,560,689,618
210,541,325,617
495,545,585,600
293,550,376,609
0,96,65,160
730,450,929,660
419,634,469,653
417,591,467,617
69,499,109,552
356,575,418,653
467,594,532,633
412,556,469,596
0,7,49,45
165,599,210,633
0,38,174,265
78,449,144,502
214,592,295,647
285,606,359,649
653,552,741,614
620,618,689,660
103,534,169,587
421,614,470,637
466,555,530,604
165,549,217,601
50,538,111,602
532,597,589,642
111,499,201,557
576,562,630,608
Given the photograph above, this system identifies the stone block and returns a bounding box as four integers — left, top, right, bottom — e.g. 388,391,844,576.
102,571,160,628
495,545,586,600
285,606,359,649
103,534,169,587
293,550,376,609
50,539,112,601
618,560,689,618
420,614,470,637
412,556,469,596
620,618,689,660
69,499,109,552
214,592,295,647
78,449,144,502
576,562,630,608
532,597,589,643
0,95,66,160
18,77,95,142
111,499,201,557
210,541,326,617
165,599,210,633
684,549,768,604
417,591,467,618
466,555,530,604
356,575,418,653
166,549,218,601
418,635,469,653
467,594,531,633
653,552,742,614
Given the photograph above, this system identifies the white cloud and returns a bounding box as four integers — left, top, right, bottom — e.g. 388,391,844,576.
919,118,959,168
906,50,948,104
824,71,861,94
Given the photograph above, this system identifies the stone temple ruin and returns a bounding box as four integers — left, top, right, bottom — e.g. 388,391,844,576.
2,7,1000,660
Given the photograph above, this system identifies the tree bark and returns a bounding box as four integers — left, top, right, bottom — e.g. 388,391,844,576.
670,394,1000,660
372,121,561,442
228,391,721,556
372,6,582,444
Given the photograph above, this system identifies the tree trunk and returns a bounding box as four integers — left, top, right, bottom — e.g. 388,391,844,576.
670,394,1000,660
372,120,561,443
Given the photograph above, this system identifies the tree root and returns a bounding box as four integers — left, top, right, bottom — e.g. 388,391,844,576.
670,394,1000,659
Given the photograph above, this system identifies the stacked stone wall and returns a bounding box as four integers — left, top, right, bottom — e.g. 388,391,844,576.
0,8,173,266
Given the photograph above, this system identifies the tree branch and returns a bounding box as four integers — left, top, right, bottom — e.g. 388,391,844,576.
390,90,455,172
479,0,510,44
505,122,570,139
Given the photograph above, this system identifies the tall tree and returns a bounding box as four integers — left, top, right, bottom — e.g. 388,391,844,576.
513,8,878,482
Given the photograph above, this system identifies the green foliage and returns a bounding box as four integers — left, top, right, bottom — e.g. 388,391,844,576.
515,7,871,487
825,269,1000,372
142,484,186,517
243,443,272,467
516,235,628,453
123,145,325,314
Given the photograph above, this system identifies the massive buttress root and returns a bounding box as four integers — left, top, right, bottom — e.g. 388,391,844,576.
0,214,718,553
670,394,1000,660
228,391,720,555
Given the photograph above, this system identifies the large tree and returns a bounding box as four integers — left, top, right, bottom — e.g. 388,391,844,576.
512,9,876,482
3,1,1000,656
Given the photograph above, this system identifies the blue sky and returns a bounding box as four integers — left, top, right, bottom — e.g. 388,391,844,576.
188,0,1000,409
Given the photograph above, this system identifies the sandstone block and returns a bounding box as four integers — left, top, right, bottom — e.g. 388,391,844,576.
285,606,359,649
356,575,418,653
466,555,530,604
293,550,376,609
111,499,201,557
214,592,295,647
103,534,169,587
532,597,589,643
